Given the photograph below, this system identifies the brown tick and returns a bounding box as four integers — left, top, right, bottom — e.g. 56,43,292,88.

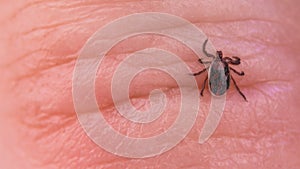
192,39,247,101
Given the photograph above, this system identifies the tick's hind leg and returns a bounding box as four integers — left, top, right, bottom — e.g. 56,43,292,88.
200,75,208,96
230,67,245,76
191,68,206,76
231,75,247,101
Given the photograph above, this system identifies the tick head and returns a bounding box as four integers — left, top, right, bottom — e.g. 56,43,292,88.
217,51,223,59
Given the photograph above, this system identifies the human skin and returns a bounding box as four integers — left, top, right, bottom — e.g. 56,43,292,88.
0,0,300,169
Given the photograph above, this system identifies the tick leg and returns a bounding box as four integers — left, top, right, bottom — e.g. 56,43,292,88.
202,39,215,58
200,75,208,96
231,75,247,101
198,58,211,64
230,56,241,65
224,56,240,65
232,56,241,62
190,68,206,76
230,67,245,76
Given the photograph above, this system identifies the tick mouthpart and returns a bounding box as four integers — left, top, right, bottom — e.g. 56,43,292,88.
217,51,223,59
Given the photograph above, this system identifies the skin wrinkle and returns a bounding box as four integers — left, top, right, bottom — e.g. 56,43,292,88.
0,0,300,169
103,94,180,138
1,0,278,65
169,0,288,23
1,39,76,79
1,13,174,82
99,78,288,113
20,2,122,36
2,18,281,82
2,4,125,66
45,0,149,11
0,1,37,23
4,24,94,68
12,1,143,37
12,58,75,82
0,0,292,74
20,108,75,138
2,12,97,77
2,48,51,67
204,21,289,46
30,122,98,168
0,0,120,23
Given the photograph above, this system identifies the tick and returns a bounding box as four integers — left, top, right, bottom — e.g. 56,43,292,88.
192,39,247,101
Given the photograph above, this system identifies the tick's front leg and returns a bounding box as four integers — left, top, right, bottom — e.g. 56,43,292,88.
224,56,240,65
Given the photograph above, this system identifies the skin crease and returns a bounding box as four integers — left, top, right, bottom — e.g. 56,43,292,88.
0,0,300,168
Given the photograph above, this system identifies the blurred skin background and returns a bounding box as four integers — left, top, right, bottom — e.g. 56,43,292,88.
0,0,300,169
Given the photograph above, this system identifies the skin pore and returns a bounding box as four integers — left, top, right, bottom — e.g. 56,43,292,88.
1,0,300,168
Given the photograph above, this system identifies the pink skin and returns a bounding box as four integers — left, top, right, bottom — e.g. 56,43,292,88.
1,0,300,168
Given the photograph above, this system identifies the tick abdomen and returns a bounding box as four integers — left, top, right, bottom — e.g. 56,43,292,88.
208,58,230,96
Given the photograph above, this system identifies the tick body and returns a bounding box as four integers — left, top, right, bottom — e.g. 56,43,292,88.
208,54,230,96
192,39,247,101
